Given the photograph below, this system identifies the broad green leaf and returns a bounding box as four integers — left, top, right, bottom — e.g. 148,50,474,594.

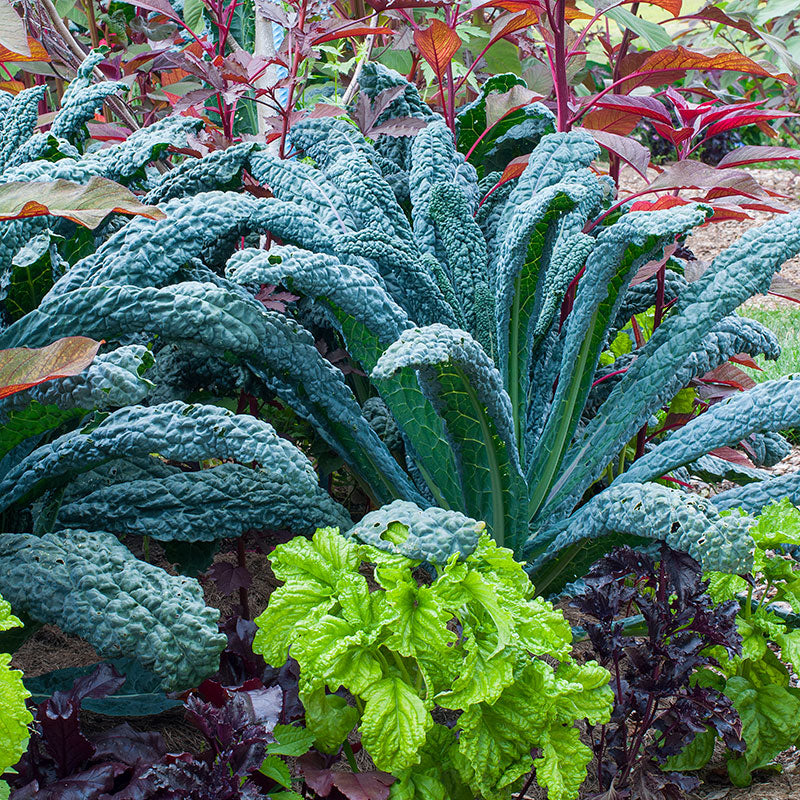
534,724,593,800
724,676,800,785
361,677,432,772
663,728,715,772
606,6,673,49
182,0,206,32
553,661,613,726
0,336,101,399
253,582,335,666
0,177,166,229
267,724,317,757
259,755,293,789
300,682,359,754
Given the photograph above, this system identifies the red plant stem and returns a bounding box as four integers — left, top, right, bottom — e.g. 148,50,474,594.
545,0,570,131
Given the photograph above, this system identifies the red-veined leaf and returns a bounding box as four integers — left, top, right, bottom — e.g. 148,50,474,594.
0,337,103,399
485,84,541,128
629,0,681,15
593,94,672,124
703,362,756,390
489,8,539,42
717,145,800,168
589,130,651,179
703,110,799,139
678,6,756,35
637,46,796,86
86,122,132,142
581,108,638,135
630,243,677,286
729,353,761,370
768,275,800,305
413,19,462,80
313,24,393,45
370,118,429,136
0,37,50,62
0,177,166,229
651,121,693,148
0,80,25,94
366,0,448,10
708,446,756,466
647,159,768,198
629,196,691,213
123,0,184,25
479,154,529,207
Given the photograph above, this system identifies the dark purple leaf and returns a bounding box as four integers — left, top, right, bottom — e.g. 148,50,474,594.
331,771,395,800
32,763,126,800
91,723,167,766
207,560,253,596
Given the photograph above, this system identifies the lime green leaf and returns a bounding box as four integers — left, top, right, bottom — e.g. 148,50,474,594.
749,499,800,548
253,582,335,666
361,677,432,772
259,755,293,790
777,628,800,675
294,615,383,696
300,683,359,754
553,661,613,726
725,676,800,785
515,598,573,659
436,627,513,709
267,724,317,757
737,617,768,662
534,724,593,800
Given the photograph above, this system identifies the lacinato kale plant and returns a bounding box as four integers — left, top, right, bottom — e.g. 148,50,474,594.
253,509,614,800
571,545,744,800
3,60,800,690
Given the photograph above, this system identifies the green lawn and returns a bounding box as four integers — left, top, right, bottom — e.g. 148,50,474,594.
739,305,800,382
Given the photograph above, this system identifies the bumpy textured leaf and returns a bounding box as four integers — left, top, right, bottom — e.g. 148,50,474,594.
0,530,226,689
0,85,45,172
621,377,800,485
529,483,755,579
1,283,419,504
361,677,432,772
0,594,32,775
347,500,484,563
0,401,337,514
55,461,351,540
248,149,357,232
373,325,525,549
47,192,331,297
144,142,259,203
408,121,461,258
428,182,488,340
557,210,800,516
225,245,460,508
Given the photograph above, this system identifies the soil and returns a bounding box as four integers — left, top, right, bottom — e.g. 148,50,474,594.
10,165,800,799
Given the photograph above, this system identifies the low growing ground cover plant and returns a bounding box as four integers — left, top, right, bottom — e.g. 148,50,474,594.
253,506,614,800
669,499,800,786
572,545,744,800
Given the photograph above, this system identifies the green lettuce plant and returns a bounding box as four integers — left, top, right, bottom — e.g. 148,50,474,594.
252,503,613,800
673,499,800,786
3,63,800,687
0,594,32,794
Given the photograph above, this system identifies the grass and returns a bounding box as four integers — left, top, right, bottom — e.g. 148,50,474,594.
739,305,800,383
